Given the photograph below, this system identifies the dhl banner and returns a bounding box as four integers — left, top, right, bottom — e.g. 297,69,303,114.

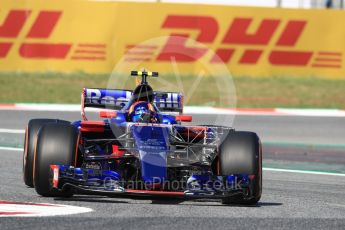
1,0,345,79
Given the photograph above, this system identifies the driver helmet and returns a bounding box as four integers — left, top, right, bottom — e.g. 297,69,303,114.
129,101,155,122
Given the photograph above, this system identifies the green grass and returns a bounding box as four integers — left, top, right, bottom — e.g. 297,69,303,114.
234,76,345,109
0,72,109,104
1,72,345,109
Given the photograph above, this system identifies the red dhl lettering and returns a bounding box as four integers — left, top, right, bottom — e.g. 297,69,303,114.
0,10,71,59
0,10,340,69
155,15,315,66
0,10,105,61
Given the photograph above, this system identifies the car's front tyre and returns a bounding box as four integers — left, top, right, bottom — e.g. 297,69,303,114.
23,119,69,187
218,131,262,205
33,123,79,197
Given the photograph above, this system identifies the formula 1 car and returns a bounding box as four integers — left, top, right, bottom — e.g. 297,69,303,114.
23,71,262,205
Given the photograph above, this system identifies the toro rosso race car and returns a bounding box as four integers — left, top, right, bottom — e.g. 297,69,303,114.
23,71,262,205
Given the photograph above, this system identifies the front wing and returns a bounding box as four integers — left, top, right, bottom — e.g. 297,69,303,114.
50,165,256,200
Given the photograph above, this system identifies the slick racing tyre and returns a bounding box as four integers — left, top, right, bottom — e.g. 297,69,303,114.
23,119,70,187
33,123,79,197
219,131,262,205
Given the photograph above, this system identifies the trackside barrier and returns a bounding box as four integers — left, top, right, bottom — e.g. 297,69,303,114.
0,0,345,79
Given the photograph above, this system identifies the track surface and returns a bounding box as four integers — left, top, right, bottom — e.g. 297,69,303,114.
0,111,345,229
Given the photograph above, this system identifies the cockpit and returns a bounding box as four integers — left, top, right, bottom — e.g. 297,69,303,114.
125,71,160,123
128,101,159,123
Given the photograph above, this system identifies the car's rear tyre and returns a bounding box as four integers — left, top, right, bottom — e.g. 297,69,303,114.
33,123,79,197
218,131,262,205
23,119,70,187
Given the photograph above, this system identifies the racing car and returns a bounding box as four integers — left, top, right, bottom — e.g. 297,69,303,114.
23,71,262,205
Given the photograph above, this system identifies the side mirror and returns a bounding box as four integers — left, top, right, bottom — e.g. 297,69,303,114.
175,115,192,122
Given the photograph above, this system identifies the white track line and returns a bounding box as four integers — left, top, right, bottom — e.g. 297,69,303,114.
0,146,344,177
0,146,23,151
1,128,344,176
264,167,345,177
1,104,345,117
0,128,25,134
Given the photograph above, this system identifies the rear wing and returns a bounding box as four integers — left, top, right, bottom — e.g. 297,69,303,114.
83,88,131,110
81,88,183,120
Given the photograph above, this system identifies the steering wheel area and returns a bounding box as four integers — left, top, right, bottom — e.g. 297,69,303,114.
128,101,158,123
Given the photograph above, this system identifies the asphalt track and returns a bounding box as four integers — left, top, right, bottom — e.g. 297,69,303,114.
0,110,345,229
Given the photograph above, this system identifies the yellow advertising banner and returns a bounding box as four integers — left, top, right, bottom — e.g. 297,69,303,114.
0,0,345,79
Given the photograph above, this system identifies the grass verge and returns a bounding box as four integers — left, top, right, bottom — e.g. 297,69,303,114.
0,72,344,109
